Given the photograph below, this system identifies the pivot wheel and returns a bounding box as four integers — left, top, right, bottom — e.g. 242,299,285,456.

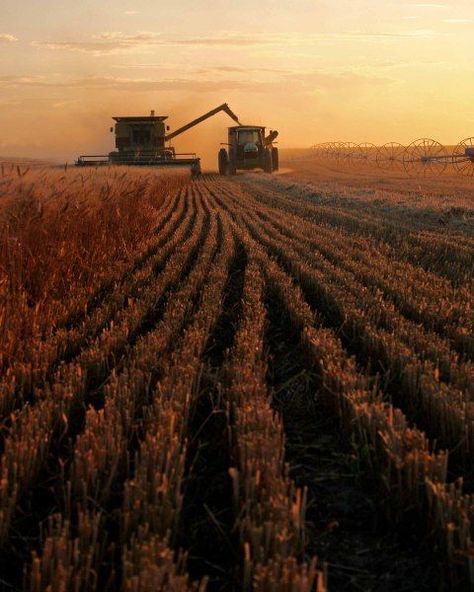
336,142,357,165
354,143,377,167
322,142,333,158
452,137,474,177
330,142,345,160
375,142,405,172
324,142,335,158
403,138,448,177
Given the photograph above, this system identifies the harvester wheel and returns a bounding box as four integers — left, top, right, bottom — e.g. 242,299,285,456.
191,161,202,178
264,148,273,173
272,147,279,171
218,149,228,175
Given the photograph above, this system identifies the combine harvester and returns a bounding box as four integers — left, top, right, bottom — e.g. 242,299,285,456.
76,103,242,176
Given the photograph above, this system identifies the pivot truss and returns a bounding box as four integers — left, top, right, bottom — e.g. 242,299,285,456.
311,137,474,177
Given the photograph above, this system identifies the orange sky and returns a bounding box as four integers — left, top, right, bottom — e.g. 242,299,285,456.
1,0,473,167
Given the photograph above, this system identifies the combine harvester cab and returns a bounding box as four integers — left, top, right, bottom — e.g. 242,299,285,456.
76,103,242,177
109,114,201,175
218,126,279,176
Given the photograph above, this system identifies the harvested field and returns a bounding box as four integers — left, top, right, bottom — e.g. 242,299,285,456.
0,163,473,591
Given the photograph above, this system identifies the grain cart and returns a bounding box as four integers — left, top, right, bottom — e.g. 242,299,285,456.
76,103,242,176
218,126,279,175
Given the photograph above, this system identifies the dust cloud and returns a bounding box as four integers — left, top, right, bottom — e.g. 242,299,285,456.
0,96,241,171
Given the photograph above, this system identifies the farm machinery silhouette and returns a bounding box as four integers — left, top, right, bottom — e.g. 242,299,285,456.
76,103,279,176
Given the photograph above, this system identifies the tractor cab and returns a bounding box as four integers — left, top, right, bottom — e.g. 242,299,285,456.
230,127,265,167
232,127,265,148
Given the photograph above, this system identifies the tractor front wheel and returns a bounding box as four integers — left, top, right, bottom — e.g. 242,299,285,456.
264,148,273,173
218,149,228,175
272,147,279,171
228,154,237,176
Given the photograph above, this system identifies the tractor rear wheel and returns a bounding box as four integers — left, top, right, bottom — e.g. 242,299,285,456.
218,149,228,175
272,147,279,171
264,148,273,173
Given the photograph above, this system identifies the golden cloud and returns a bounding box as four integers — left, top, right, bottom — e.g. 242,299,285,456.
0,34,18,42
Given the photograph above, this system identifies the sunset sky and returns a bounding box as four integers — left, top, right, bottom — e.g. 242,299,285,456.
1,0,473,165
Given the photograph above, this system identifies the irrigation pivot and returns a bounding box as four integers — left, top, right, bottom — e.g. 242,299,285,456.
312,135,474,178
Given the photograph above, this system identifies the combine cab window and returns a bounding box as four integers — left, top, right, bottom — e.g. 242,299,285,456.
132,127,152,146
238,130,260,145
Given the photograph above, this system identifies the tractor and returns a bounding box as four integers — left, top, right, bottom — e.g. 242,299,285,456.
218,126,279,175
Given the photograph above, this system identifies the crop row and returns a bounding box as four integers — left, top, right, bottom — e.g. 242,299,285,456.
225,260,326,591
244,178,474,288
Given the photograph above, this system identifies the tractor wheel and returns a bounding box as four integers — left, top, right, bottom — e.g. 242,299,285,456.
218,149,228,175
228,155,237,176
272,147,279,171
264,148,273,173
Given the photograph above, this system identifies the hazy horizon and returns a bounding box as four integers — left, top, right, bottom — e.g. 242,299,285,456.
1,0,473,167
